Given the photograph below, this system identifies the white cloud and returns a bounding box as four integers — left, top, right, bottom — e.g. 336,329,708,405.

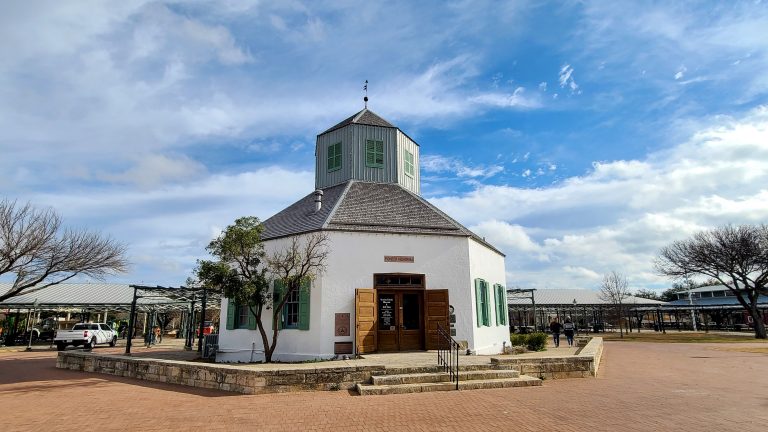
25,166,315,285
674,65,687,80
577,2,768,101
98,154,207,189
421,154,504,179
429,106,768,290
559,64,579,92
563,266,601,280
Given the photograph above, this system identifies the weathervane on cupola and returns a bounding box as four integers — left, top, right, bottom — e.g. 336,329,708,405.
363,79,368,108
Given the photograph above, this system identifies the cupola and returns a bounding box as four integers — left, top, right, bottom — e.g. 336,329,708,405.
315,108,420,195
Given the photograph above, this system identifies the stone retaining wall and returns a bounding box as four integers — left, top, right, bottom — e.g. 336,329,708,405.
490,337,604,379
56,352,385,395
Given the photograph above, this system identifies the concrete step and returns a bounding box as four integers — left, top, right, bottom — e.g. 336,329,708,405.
356,375,542,396
380,363,518,376
371,369,520,385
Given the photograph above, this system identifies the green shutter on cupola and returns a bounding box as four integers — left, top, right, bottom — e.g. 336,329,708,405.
226,298,236,330
375,141,384,165
366,140,384,168
404,150,414,176
327,142,341,171
298,278,311,331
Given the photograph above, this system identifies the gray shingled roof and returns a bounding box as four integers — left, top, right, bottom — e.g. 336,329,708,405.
320,108,395,135
260,182,347,240
260,180,503,255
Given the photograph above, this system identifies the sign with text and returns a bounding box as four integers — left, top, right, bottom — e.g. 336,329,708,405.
384,255,414,263
378,295,394,330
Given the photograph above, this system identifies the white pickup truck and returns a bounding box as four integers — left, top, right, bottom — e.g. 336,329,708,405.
54,323,118,351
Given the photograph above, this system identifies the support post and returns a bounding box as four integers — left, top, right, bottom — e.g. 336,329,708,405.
198,288,207,353
126,286,138,355
185,296,196,350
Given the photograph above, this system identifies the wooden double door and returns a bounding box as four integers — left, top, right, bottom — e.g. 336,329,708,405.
377,290,423,351
355,285,449,354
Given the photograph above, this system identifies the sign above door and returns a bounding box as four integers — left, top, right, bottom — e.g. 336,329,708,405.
384,255,414,263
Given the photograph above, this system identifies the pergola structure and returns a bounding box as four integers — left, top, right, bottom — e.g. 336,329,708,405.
632,287,768,332
507,288,664,333
0,283,220,351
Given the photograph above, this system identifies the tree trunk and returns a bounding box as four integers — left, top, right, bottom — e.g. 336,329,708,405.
753,309,767,339
618,305,624,338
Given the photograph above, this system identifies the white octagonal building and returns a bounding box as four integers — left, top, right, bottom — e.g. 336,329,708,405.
217,108,509,362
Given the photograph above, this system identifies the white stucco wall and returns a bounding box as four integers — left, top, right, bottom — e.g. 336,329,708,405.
217,231,508,362
467,238,510,354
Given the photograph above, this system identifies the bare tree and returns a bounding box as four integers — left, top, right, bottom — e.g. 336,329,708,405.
599,271,631,338
655,224,768,339
266,232,329,362
0,199,128,302
194,221,329,363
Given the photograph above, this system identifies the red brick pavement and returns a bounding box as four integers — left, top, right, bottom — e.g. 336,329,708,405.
0,342,766,431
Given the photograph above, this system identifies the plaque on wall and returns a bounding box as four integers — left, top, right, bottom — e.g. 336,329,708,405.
335,313,350,336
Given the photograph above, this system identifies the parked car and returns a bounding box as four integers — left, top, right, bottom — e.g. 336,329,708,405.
54,323,117,351
196,321,215,337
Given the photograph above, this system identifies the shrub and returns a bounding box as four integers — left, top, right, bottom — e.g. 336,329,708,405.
526,333,548,351
510,334,527,347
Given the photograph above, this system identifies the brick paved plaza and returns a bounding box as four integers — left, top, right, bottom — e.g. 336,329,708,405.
1,341,766,431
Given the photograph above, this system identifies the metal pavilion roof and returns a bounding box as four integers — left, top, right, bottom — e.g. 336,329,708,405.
660,295,768,310
507,288,665,306
0,283,220,312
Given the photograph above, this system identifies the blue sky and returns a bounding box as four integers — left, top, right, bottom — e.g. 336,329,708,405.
2,1,767,291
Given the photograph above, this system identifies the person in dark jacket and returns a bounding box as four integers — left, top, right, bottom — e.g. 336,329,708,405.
549,319,563,347
563,317,576,347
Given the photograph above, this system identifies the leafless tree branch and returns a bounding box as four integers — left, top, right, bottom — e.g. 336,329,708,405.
0,199,128,302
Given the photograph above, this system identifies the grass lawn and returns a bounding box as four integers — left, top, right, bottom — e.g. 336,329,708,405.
600,331,768,343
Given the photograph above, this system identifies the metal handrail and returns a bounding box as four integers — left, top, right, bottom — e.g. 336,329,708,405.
436,324,459,390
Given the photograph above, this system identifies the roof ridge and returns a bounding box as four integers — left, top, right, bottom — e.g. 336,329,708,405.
321,180,354,229
351,109,367,123
397,185,505,256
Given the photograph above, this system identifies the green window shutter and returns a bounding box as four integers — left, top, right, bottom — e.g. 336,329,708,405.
334,143,342,169
298,279,311,330
483,281,490,326
365,141,375,166
226,298,236,330
328,143,342,171
405,151,414,176
475,279,483,327
498,285,505,325
273,280,284,330
375,141,384,166
494,284,507,326
247,304,257,330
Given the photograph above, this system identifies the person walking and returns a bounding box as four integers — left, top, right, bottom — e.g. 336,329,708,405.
153,326,162,345
563,317,576,347
549,318,563,348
